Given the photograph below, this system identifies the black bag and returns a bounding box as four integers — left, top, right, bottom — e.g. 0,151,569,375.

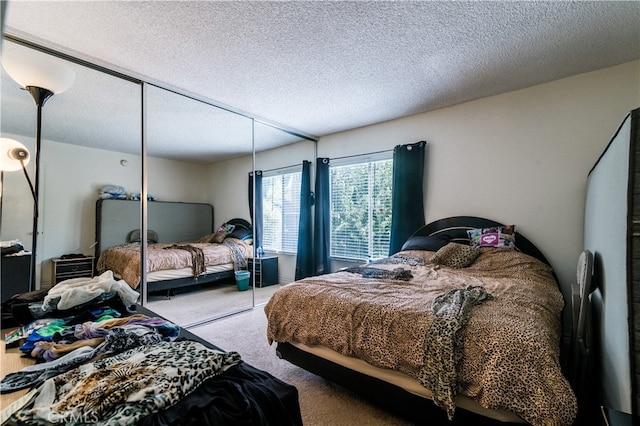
1,288,48,328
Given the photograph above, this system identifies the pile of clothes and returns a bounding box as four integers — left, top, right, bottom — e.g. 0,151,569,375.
1,239,27,256
0,272,303,426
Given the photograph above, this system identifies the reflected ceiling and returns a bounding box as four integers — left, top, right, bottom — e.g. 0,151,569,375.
1,41,305,163
145,85,254,162
2,1,639,160
1,42,143,157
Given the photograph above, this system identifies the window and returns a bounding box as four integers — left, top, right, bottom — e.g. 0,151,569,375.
330,154,393,261
262,168,302,254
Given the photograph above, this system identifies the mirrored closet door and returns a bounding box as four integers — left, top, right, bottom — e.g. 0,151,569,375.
253,122,316,306
143,85,255,326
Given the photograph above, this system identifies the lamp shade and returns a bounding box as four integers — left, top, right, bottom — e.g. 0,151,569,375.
0,138,31,172
2,42,75,94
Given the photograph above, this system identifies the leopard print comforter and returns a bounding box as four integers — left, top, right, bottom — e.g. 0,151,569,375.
96,238,252,288
265,248,577,426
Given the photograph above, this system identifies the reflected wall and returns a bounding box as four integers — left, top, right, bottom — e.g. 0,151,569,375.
253,122,316,290
1,39,142,287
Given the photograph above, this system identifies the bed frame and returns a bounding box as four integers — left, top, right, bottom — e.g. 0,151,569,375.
95,198,251,293
276,216,552,425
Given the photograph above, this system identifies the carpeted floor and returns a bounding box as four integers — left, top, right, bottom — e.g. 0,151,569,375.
145,280,282,327
188,306,411,426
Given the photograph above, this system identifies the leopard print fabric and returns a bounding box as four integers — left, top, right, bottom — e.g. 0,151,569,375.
418,285,493,420
429,243,481,269
13,340,241,425
266,248,577,425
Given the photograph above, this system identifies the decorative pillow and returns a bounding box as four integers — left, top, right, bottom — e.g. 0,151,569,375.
467,225,516,249
210,223,235,243
430,243,481,269
401,235,451,252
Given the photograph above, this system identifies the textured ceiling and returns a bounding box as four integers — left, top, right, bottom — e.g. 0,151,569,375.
1,1,639,162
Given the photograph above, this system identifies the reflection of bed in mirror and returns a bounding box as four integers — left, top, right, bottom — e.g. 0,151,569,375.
94,199,253,293
266,216,577,425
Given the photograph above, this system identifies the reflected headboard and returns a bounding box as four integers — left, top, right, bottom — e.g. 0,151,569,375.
95,199,214,257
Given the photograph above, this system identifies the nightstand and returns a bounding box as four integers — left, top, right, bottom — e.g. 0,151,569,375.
51,256,95,284
1,254,31,302
248,256,279,287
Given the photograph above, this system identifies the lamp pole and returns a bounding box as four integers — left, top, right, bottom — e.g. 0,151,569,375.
2,42,75,292
25,86,53,291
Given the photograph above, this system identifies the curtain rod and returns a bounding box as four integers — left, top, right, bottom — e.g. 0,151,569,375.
325,140,426,162
261,161,310,174
326,148,393,162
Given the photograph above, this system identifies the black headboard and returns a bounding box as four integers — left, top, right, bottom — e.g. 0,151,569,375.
226,218,252,231
95,199,214,257
410,216,551,266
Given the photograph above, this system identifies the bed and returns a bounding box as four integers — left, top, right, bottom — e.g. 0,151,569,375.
265,216,577,425
95,199,253,293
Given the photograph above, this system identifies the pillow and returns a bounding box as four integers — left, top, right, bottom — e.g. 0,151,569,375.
195,233,215,243
467,225,516,249
401,234,451,252
430,243,480,269
127,229,158,244
210,223,235,243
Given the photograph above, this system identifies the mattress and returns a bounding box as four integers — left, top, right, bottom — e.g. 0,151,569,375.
289,341,523,423
146,263,233,282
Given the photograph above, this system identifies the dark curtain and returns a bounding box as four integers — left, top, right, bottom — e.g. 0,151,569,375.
388,141,426,255
248,170,263,253
295,160,313,280
313,158,330,275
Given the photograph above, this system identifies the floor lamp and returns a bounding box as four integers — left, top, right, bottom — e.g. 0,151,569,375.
2,44,75,291
0,137,35,229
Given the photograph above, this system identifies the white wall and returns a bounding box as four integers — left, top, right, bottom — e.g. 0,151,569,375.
147,157,210,204
318,60,640,335
207,155,253,228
